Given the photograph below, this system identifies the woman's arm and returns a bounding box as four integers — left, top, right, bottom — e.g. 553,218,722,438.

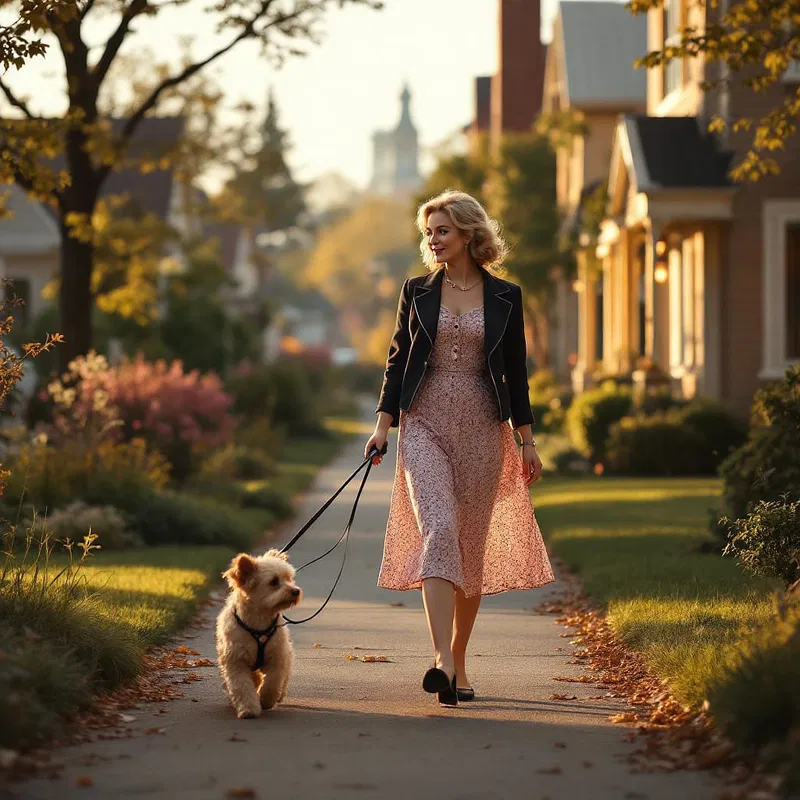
375,279,412,429
503,285,535,430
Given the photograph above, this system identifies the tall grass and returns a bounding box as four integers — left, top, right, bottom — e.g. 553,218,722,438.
0,521,142,748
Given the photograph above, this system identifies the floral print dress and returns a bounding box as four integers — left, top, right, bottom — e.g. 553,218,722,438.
377,304,554,598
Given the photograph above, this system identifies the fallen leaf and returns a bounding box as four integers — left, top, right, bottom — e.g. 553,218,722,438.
610,713,639,725
174,646,200,656
190,659,214,667
553,676,594,683
360,656,392,663
76,776,94,787
229,733,247,743
390,602,406,607
312,642,322,648
550,694,577,701
144,727,167,736
553,742,567,749
226,789,256,799
536,766,562,775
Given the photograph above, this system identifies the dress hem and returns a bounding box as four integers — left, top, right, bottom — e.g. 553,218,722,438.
376,575,555,599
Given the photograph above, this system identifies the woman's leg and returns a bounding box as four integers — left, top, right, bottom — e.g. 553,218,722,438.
452,588,481,688
421,577,456,679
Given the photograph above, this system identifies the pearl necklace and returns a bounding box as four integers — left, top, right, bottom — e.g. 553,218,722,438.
444,269,481,292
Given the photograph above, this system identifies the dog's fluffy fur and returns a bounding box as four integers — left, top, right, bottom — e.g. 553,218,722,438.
215,549,301,719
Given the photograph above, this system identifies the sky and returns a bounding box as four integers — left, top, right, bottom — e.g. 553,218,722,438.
4,0,572,191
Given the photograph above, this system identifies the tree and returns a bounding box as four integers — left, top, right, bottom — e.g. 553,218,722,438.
217,88,306,231
628,0,800,181
413,142,489,212
0,0,381,370
485,133,563,367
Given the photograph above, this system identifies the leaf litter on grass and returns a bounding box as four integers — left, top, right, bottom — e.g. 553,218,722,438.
545,579,783,799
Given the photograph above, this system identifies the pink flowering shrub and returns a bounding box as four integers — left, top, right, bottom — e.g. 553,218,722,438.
50,352,235,482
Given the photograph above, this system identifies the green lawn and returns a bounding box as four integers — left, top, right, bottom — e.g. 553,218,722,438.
534,476,779,706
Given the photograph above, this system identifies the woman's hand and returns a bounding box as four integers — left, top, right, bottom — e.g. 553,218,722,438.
365,426,389,466
521,444,542,487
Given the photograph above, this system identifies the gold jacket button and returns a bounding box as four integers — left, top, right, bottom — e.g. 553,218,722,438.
502,374,506,383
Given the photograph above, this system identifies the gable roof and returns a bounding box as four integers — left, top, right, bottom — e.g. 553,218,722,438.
623,115,733,190
559,1,647,108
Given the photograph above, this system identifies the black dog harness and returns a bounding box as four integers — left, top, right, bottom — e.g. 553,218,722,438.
233,610,280,671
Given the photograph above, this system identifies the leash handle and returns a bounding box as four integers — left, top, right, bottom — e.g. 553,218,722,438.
279,442,387,555
282,452,376,625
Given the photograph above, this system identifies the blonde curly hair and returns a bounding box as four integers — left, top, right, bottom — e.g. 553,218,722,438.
416,190,508,273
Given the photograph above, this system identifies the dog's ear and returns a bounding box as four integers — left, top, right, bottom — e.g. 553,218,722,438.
223,553,257,588
264,548,289,562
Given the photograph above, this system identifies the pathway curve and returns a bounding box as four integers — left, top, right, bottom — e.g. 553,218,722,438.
17,416,719,800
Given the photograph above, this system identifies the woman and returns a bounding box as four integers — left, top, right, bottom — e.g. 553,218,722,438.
364,190,554,708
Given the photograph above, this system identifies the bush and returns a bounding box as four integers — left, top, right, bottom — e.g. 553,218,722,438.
200,445,275,481
565,382,632,462
707,607,800,760
634,388,687,416
46,502,142,550
720,365,800,521
679,398,746,470
4,438,169,513
51,352,235,483
227,360,324,437
239,482,294,519
84,477,257,549
721,498,800,587
606,414,709,476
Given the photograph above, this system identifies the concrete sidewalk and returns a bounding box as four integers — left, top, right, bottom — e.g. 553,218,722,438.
16,424,720,800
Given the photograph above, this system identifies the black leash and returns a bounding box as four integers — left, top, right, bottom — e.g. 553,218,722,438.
279,442,387,626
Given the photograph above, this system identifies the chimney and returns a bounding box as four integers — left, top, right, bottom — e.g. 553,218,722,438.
490,0,545,149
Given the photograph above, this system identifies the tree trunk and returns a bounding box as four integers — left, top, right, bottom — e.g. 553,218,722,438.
58,223,95,372
57,117,100,373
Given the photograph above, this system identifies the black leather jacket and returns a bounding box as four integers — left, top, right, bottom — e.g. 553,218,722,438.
376,267,534,429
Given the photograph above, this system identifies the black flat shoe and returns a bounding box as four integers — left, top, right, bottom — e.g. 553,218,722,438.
456,687,475,701
438,673,458,707
422,666,451,694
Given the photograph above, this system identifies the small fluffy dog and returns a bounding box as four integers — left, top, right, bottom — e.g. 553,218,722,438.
215,549,302,719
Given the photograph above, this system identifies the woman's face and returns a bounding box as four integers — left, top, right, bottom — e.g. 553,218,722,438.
425,210,469,265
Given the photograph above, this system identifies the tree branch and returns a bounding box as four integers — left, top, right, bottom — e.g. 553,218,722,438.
0,78,36,119
92,0,149,89
99,0,288,183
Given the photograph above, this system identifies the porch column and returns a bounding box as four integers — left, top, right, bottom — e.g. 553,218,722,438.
573,251,597,392
644,219,667,366
700,224,723,399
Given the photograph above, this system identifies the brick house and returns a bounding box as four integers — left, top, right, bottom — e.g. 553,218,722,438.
542,1,647,386
583,0,800,415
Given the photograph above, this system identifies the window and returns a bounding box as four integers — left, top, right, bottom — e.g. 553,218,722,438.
787,223,800,359
662,0,683,97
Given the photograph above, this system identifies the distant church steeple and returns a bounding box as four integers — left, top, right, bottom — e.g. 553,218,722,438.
369,83,421,196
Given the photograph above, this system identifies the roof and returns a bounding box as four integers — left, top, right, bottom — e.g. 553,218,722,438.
624,115,733,188
50,116,185,220
0,184,60,255
559,1,646,107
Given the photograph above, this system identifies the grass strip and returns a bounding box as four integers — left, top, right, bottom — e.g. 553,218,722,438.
534,476,778,706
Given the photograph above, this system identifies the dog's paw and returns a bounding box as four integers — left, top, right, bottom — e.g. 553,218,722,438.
236,706,261,719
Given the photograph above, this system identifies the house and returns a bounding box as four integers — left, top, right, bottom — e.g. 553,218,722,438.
588,0,800,414
0,116,196,329
542,1,647,386
0,183,60,325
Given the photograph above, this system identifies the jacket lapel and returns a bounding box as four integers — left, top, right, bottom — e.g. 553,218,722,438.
412,268,442,347
482,268,513,359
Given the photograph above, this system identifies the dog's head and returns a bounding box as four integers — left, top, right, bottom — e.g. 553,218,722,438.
222,549,302,612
